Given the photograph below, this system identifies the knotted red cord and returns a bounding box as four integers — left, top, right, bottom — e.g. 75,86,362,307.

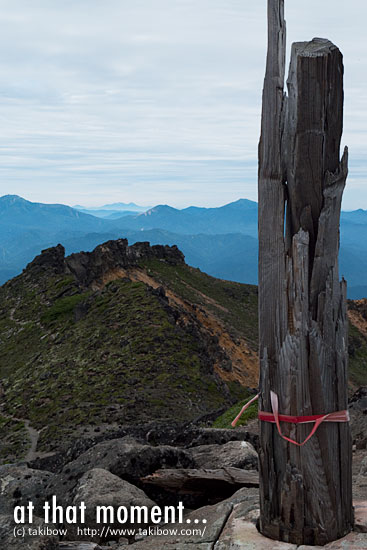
231,392,349,447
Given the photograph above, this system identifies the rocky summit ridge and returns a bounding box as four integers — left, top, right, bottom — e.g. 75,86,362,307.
27,238,185,287
0,238,260,463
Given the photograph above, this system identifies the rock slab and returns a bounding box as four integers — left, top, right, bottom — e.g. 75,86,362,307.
67,468,156,542
190,440,258,470
354,500,367,533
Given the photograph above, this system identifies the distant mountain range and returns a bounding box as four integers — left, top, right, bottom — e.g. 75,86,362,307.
74,201,150,212
121,200,258,236
73,201,150,219
0,194,366,298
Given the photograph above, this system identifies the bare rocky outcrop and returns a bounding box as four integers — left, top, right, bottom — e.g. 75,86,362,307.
126,487,259,550
0,430,365,550
65,240,184,288
23,239,184,289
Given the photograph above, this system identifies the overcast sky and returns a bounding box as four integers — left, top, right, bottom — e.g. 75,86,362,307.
0,0,365,208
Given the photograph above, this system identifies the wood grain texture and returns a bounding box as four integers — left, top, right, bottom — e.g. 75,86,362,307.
258,1,353,545
141,468,259,494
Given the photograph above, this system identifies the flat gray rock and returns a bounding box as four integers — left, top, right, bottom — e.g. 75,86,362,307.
216,498,367,550
190,440,258,470
298,531,367,549
215,503,297,550
123,488,259,549
130,500,232,549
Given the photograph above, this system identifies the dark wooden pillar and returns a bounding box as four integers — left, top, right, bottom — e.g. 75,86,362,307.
258,0,353,545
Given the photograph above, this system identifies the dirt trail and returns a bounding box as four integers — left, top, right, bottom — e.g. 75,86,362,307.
1,413,40,462
9,301,32,327
23,420,40,462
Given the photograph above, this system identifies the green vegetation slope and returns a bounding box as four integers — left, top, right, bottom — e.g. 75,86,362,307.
0,238,365,463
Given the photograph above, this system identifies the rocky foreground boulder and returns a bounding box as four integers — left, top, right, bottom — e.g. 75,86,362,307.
0,428,260,549
67,468,156,543
46,437,194,508
125,487,259,550
0,465,53,517
0,421,366,549
29,425,258,474
0,514,58,550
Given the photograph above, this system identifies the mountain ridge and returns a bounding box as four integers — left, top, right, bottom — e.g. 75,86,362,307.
0,238,259,462
0,238,366,464
74,201,150,212
1,195,367,298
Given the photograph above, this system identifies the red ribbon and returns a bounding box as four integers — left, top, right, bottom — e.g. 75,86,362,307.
231,392,349,447
231,393,260,427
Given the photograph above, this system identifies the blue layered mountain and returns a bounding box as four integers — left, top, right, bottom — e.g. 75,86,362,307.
113,199,258,237
0,194,366,297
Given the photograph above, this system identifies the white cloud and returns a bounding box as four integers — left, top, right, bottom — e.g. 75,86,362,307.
0,0,365,208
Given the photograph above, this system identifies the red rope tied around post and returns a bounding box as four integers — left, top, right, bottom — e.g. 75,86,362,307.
231,392,349,446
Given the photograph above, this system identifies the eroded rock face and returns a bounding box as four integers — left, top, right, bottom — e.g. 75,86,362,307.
0,465,53,516
65,239,185,287
67,468,156,543
25,243,66,276
190,441,258,471
23,239,185,290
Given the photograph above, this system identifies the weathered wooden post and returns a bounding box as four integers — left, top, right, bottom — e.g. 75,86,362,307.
258,0,353,545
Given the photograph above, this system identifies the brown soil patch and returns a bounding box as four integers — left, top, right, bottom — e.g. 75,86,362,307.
97,267,259,388
348,304,367,339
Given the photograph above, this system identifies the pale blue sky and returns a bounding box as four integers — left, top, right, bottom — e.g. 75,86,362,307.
0,0,365,208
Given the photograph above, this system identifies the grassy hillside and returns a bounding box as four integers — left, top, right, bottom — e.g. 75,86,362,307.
140,257,258,349
0,239,365,463
0,240,257,462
